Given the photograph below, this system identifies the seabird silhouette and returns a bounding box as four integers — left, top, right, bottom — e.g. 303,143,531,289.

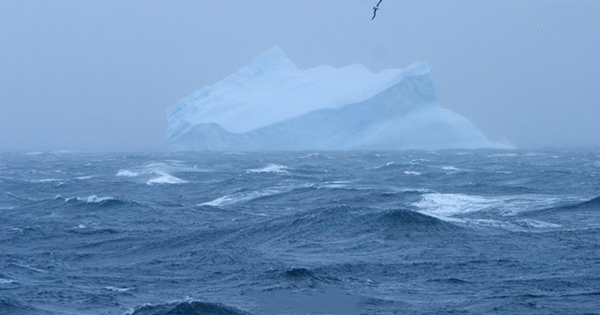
372,6,379,20
372,0,383,20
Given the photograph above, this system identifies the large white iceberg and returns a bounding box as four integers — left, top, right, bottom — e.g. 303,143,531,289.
167,47,503,151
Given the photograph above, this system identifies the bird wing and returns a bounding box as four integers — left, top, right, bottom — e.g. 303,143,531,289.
377,0,383,7
372,9,377,20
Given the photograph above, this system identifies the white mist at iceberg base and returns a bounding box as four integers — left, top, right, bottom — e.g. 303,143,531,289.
167,47,509,151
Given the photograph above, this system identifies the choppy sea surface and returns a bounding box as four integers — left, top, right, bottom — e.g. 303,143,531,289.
1,150,599,315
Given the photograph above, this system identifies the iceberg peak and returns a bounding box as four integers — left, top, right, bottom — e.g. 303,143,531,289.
241,46,297,76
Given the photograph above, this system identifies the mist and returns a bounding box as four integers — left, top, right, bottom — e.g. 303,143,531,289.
1,0,599,152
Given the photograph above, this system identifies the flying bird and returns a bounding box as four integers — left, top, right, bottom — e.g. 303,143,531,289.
536,24,544,27
372,6,379,20
372,0,383,20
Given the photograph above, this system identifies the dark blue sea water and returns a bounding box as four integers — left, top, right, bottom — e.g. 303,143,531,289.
1,150,599,315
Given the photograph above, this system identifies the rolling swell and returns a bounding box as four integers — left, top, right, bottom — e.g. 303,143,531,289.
228,206,460,247
127,300,251,315
572,196,600,209
2,151,599,314
51,195,142,209
0,298,48,315
521,196,600,217
379,208,456,230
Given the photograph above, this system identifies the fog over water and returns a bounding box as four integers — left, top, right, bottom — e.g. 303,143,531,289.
1,0,599,151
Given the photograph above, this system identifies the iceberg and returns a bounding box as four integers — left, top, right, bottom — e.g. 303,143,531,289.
167,47,503,151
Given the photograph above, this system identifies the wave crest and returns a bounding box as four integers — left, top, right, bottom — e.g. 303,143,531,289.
246,164,288,174
127,300,251,315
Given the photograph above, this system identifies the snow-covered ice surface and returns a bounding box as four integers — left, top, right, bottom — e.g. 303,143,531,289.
167,47,506,151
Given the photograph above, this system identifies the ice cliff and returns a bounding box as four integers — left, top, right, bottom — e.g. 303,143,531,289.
167,47,502,151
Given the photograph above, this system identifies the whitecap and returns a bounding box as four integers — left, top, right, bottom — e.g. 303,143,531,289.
409,159,429,164
392,187,433,193
246,164,289,174
117,170,139,177
515,219,561,229
441,166,467,172
462,218,514,228
404,171,421,175
319,182,350,189
372,161,399,170
118,162,208,181
104,286,134,292
76,175,94,180
9,263,45,273
78,195,115,203
0,278,17,284
57,195,115,203
199,186,298,207
29,178,62,183
143,162,206,173
413,193,497,217
146,171,187,185
413,193,565,218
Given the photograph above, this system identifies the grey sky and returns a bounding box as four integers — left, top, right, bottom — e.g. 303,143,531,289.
1,0,599,151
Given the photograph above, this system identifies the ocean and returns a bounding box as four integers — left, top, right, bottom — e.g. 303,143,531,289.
1,150,599,314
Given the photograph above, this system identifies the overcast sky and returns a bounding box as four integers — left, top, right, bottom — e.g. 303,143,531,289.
1,0,599,151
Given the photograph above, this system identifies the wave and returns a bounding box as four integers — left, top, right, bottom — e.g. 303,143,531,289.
441,165,469,173
413,193,500,217
426,277,470,284
513,219,561,229
76,175,95,180
27,178,63,183
53,195,135,208
487,153,519,158
117,161,206,184
231,206,458,247
413,193,564,218
104,286,134,293
521,196,600,216
4,192,34,202
280,267,342,284
116,170,139,177
377,209,458,232
126,300,251,315
246,164,289,174
67,225,120,235
198,185,304,207
146,171,188,185
0,298,47,315
56,195,117,204
299,152,334,159
372,161,407,170
0,278,17,284
572,196,600,208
